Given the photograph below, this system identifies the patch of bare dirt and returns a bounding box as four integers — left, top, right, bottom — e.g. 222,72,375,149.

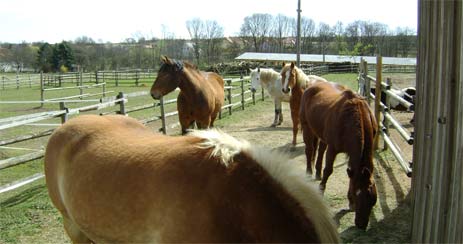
215,101,412,242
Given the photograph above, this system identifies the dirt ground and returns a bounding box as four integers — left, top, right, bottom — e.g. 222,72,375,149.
214,99,414,242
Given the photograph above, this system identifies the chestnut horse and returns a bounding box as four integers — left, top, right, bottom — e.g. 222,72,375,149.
280,62,327,149
299,82,378,230
45,115,339,243
249,67,289,127
150,56,225,134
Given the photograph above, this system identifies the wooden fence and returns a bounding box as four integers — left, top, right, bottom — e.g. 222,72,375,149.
358,57,414,176
0,75,264,194
1,69,157,90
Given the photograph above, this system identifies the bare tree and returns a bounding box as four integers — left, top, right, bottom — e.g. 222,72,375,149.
240,13,273,52
272,14,293,53
300,17,316,53
395,27,416,57
317,22,333,60
204,20,224,63
186,18,204,64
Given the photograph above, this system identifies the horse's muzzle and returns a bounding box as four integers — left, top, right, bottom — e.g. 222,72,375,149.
150,91,162,100
282,88,290,94
250,88,256,93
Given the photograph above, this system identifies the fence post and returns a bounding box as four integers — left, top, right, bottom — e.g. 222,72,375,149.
40,72,44,107
362,59,370,104
240,74,245,110
79,71,83,99
227,79,232,116
116,92,126,115
95,71,99,84
159,96,167,134
28,74,32,88
2,76,4,90
374,56,382,150
135,70,139,86
16,72,19,89
115,71,119,87
59,102,68,123
383,77,392,151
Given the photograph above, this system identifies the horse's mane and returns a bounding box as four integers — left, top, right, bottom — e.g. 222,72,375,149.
188,129,339,243
282,64,310,89
159,59,198,73
259,68,281,84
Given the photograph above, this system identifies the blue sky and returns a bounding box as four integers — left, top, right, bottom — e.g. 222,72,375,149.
0,0,417,43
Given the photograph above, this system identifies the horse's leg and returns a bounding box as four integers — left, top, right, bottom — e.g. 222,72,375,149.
63,215,93,243
319,147,337,194
290,108,299,151
277,100,283,125
315,141,327,180
271,99,280,127
302,127,316,176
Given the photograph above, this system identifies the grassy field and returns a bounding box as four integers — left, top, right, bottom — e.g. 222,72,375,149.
0,72,413,243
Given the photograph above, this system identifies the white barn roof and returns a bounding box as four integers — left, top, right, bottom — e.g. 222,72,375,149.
235,52,416,66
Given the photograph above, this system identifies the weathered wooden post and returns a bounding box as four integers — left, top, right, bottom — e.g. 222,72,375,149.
383,77,392,151
79,71,83,99
373,56,382,150
135,69,140,86
159,96,167,134
40,72,44,107
116,92,126,115
16,72,19,89
227,79,232,116
59,102,68,123
362,59,370,104
240,74,245,110
95,71,99,84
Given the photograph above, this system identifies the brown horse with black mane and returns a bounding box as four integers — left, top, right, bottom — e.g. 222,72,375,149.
150,56,224,134
45,115,339,243
299,81,378,230
280,62,327,150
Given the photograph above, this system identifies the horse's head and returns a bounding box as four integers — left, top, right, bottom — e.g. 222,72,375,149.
150,56,184,100
347,167,377,230
249,67,261,93
281,62,297,94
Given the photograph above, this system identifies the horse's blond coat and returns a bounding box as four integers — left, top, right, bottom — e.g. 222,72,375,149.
45,115,339,243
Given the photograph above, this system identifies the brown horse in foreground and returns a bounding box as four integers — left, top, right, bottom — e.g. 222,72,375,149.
150,56,224,134
280,62,327,150
299,82,378,230
45,115,339,243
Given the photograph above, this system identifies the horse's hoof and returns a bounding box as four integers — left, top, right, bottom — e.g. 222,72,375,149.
319,184,326,195
315,175,322,181
270,123,277,128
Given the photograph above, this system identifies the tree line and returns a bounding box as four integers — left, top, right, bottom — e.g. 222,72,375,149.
0,14,416,73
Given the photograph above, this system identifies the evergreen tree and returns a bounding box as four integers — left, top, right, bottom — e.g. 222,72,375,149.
36,42,54,72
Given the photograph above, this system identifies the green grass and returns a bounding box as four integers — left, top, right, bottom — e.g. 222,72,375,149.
2,72,388,243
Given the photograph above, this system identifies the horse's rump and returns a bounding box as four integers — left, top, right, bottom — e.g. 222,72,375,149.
45,115,339,243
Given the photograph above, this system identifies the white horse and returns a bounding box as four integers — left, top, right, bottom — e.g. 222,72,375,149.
250,67,290,127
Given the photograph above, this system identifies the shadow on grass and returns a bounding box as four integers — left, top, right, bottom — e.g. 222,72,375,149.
0,184,47,208
340,193,411,243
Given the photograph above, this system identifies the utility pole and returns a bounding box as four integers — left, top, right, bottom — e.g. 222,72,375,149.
296,0,302,66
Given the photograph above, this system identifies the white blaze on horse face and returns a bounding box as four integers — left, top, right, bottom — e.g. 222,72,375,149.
250,71,261,90
283,70,290,91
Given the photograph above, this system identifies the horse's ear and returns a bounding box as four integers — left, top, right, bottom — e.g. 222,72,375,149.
257,67,260,72
290,62,295,69
282,62,286,67
161,56,174,66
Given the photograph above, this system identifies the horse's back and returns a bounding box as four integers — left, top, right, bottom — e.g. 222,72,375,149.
45,115,339,243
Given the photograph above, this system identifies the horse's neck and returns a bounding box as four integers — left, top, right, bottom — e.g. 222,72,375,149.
178,69,202,92
295,69,310,90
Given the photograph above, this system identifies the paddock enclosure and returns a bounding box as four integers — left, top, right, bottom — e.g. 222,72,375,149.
0,68,416,243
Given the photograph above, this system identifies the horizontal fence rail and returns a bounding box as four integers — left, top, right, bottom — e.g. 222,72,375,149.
358,57,414,176
0,74,266,193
